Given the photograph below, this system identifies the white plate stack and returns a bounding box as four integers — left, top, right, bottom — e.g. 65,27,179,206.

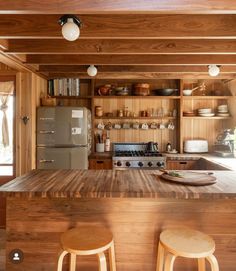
198,108,215,117
217,104,230,117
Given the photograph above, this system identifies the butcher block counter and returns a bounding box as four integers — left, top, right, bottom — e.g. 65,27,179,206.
1,169,236,271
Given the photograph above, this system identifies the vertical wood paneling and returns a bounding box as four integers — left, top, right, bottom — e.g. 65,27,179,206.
15,72,47,176
6,197,236,271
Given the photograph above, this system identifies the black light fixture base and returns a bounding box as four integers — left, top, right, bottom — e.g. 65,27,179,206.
58,15,82,27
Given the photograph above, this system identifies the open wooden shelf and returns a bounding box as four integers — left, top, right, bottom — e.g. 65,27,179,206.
182,116,232,119
95,116,177,120
182,96,233,99
51,95,92,99
93,95,180,99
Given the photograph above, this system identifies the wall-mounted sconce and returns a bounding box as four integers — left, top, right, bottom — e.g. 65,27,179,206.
87,65,98,77
58,15,82,41
21,116,29,125
208,65,220,77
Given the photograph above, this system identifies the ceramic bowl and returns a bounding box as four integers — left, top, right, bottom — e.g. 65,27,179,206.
183,89,193,96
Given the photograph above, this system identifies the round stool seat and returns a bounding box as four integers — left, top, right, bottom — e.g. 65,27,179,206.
61,226,114,255
160,229,215,258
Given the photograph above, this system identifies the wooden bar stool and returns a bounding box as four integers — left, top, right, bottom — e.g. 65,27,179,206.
156,229,219,271
57,226,116,271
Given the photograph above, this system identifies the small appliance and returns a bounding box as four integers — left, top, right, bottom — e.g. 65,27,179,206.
214,129,235,157
184,140,208,153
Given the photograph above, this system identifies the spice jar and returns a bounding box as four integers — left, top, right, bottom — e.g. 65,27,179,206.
118,109,124,117
95,106,103,117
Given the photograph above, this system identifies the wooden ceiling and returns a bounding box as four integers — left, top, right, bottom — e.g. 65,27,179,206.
1,0,236,79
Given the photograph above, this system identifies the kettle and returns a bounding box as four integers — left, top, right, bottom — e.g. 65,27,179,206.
146,142,158,152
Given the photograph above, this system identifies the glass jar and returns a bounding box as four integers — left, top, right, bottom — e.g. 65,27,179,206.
95,106,103,117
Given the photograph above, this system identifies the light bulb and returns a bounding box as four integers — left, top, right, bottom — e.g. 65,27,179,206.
62,18,80,41
87,65,98,77
208,65,220,77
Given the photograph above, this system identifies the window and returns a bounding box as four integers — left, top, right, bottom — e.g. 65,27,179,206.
0,80,14,177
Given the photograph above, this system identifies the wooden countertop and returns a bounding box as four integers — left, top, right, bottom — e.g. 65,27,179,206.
1,169,236,199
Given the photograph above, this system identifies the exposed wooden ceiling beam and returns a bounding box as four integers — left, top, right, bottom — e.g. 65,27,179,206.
47,72,236,80
26,54,236,65
7,39,236,54
1,15,236,39
0,0,235,14
39,65,236,73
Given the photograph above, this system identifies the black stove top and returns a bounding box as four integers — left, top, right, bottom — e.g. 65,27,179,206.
114,150,162,157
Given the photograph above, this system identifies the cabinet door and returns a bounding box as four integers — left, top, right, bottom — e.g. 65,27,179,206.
89,159,112,169
166,160,197,170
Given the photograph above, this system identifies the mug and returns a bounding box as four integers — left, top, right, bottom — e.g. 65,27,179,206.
150,122,157,129
159,123,165,130
97,123,105,130
132,122,139,129
122,123,131,129
114,123,121,129
141,123,149,130
105,122,113,130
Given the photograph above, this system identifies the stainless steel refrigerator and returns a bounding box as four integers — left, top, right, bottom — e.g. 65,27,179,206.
36,106,91,169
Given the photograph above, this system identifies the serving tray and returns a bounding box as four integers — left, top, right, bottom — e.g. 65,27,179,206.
160,171,217,186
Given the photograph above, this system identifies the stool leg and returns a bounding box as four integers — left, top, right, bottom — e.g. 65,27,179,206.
57,250,68,271
156,242,165,271
198,258,206,271
164,253,176,271
206,254,219,271
97,252,107,271
70,253,76,271
108,240,116,271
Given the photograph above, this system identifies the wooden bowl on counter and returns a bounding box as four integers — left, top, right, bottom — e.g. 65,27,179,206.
133,83,150,96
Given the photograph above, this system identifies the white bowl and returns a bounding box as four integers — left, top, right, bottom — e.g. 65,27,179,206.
198,108,212,113
183,89,193,96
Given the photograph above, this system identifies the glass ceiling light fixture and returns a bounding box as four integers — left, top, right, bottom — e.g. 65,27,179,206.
87,65,98,77
58,15,82,41
208,64,220,77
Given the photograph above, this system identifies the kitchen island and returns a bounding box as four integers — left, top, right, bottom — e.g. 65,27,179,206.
1,169,236,271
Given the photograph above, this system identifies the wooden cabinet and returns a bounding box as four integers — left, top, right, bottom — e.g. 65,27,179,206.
166,160,198,170
89,158,112,169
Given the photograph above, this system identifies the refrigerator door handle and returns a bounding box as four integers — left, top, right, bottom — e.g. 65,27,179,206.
39,130,55,134
39,159,55,163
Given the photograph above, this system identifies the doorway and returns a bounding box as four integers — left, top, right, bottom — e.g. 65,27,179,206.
0,77,15,228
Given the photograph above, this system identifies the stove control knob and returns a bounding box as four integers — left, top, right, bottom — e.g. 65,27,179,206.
157,161,162,167
126,161,131,167
138,162,144,167
117,161,122,167
148,162,153,167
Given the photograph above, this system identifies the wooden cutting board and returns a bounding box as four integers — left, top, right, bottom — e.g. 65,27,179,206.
160,171,217,186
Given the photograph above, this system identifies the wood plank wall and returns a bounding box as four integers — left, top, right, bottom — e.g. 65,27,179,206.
6,197,236,271
15,72,47,176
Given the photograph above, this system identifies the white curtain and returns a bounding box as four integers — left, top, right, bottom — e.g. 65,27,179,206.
0,81,14,147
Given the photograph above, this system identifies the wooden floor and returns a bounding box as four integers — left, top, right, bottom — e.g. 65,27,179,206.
0,229,6,271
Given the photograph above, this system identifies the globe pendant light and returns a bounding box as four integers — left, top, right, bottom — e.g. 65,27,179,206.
87,65,98,77
208,65,220,77
59,15,81,41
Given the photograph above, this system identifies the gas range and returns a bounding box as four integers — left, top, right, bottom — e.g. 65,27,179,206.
112,143,166,169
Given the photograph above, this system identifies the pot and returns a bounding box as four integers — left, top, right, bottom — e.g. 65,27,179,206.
97,85,111,96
